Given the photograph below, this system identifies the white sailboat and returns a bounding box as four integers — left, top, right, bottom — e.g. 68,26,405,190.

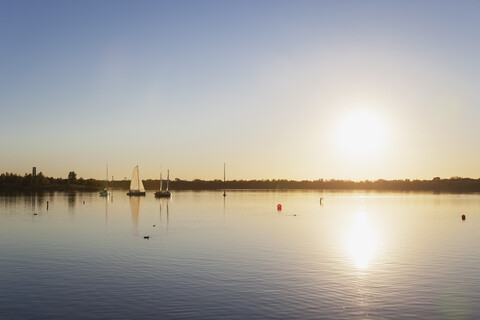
155,169,171,198
127,165,146,196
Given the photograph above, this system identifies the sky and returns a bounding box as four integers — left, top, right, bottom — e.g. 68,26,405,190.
1,0,480,181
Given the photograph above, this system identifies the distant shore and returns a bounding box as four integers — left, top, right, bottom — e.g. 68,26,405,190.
0,185,98,192
2,172,480,193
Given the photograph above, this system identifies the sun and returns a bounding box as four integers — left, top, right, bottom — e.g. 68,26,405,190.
335,109,387,159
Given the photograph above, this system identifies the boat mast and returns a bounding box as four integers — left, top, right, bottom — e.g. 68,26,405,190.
223,163,226,197
166,170,170,191
106,164,108,190
160,172,163,191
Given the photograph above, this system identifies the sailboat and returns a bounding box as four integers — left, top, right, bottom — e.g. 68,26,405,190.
155,170,171,198
127,165,146,196
99,164,109,197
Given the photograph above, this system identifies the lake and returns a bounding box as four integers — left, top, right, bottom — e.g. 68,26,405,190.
1,190,480,319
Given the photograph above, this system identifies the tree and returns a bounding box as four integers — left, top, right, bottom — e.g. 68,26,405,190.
68,171,77,184
36,172,49,186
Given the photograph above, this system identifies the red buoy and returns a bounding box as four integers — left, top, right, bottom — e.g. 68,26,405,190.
277,204,282,211
462,214,466,221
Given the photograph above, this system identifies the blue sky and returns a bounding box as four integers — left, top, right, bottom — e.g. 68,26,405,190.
1,1,480,180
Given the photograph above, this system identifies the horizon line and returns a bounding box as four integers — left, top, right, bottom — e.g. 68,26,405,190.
2,171,479,183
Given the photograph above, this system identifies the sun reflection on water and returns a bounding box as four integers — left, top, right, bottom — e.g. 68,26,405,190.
346,211,378,269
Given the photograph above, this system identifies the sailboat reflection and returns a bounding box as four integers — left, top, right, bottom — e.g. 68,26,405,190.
104,196,108,225
159,199,169,230
130,196,143,234
223,194,226,224
345,211,378,269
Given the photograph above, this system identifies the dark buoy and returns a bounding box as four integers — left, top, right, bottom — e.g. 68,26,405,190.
34,213,38,216
294,214,296,216
277,204,282,211
144,236,150,239
83,201,85,204
462,214,466,221
153,225,156,227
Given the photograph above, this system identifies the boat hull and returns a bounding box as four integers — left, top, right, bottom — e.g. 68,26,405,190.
154,191,171,198
127,191,146,196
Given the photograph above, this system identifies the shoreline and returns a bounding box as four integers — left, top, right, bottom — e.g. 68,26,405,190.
3,173,480,193
1,186,480,195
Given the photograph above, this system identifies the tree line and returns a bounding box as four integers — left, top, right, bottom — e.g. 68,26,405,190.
143,177,480,192
2,172,480,193
0,171,99,190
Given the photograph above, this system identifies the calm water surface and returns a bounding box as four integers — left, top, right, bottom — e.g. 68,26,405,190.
1,190,480,319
